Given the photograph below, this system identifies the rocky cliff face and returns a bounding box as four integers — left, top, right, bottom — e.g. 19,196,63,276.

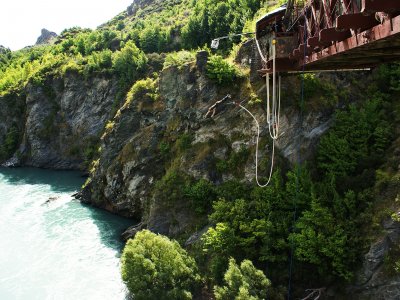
127,0,157,16
0,73,118,169
79,51,334,237
36,28,57,45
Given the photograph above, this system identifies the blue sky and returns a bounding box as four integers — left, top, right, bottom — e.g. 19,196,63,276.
0,0,133,50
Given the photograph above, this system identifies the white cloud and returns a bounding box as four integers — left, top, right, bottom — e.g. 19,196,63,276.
0,0,133,50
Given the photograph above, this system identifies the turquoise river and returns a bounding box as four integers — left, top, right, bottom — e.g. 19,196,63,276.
0,167,132,300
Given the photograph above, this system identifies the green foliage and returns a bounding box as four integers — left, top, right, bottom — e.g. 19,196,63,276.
289,97,392,281
290,192,360,281
83,50,113,76
372,63,400,93
154,168,216,214
139,24,170,53
121,230,201,300
82,136,100,166
206,55,241,85
122,0,192,52
317,97,391,179
58,28,119,56
184,179,216,214
176,133,194,152
158,141,171,157
112,41,148,85
203,170,301,265
0,46,12,72
163,51,196,69
216,146,250,176
154,169,190,206
0,125,20,160
0,48,68,94
214,258,270,300
301,73,339,108
124,77,159,107
181,0,260,51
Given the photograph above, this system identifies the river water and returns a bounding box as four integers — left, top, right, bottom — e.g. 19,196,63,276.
0,167,132,300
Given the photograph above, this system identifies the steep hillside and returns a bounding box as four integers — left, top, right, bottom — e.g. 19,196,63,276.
1,0,400,299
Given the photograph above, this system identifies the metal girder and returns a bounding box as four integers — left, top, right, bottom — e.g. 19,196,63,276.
319,28,351,42
336,13,378,30
257,0,400,74
362,0,400,14
298,14,400,70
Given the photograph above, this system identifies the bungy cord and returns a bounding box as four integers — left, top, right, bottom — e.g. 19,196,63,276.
207,38,282,187
235,103,276,187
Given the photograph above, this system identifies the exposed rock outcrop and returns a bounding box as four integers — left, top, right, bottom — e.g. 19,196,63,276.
35,29,57,45
0,74,118,169
0,92,26,166
344,216,400,299
127,0,157,16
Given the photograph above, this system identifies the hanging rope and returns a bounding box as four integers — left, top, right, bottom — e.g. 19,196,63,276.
205,34,282,188
235,102,276,187
211,32,256,49
266,40,281,141
255,37,268,63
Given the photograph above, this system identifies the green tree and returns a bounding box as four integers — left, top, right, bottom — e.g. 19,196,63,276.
214,258,270,300
206,55,240,85
112,40,147,85
121,230,201,300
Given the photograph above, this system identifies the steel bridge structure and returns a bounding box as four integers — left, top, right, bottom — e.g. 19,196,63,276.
256,0,400,73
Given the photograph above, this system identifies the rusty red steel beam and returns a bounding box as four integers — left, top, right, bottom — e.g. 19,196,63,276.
298,14,400,69
319,27,351,42
362,0,400,14
321,0,333,28
336,13,378,30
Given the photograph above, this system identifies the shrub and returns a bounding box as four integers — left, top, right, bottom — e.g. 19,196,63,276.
112,41,147,85
176,133,194,152
139,25,169,53
83,49,113,75
121,230,201,300
185,179,216,214
163,51,196,69
206,55,240,85
214,258,270,300
153,169,190,206
124,77,159,107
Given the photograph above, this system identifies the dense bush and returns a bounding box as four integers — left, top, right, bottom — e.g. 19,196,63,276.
206,55,240,85
121,230,201,299
184,179,216,214
124,77,159,107
139,25,170,53
163,51,196,69
181,0,260,50
112,41,147,85
317,97,391,179
214,258,270,300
